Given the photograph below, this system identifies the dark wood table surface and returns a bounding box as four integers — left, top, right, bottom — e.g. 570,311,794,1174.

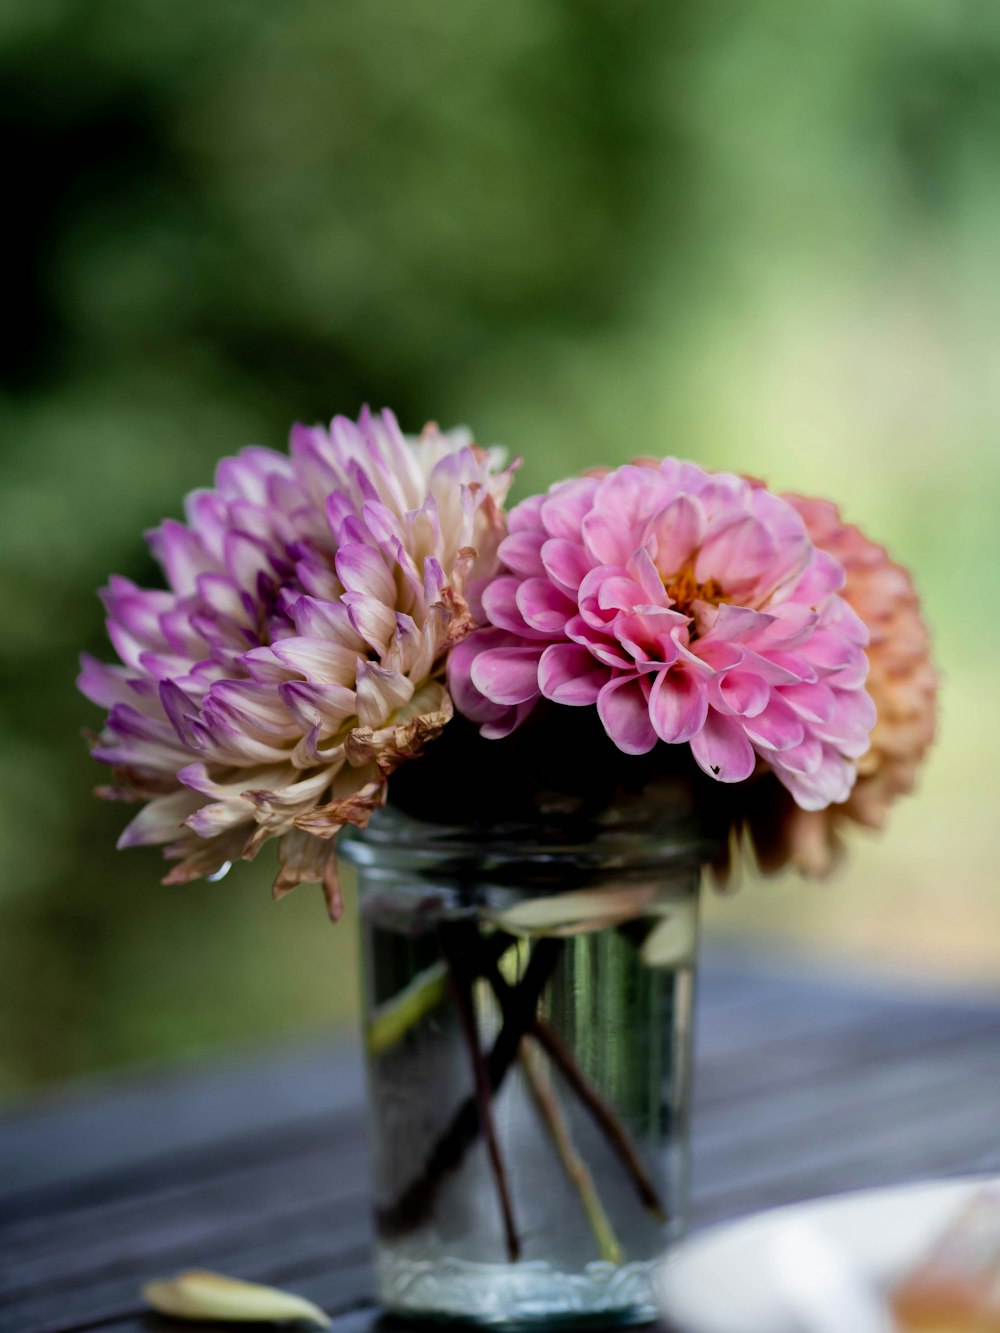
3,946,999,1333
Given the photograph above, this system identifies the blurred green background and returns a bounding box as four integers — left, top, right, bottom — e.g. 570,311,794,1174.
3,0,999,1101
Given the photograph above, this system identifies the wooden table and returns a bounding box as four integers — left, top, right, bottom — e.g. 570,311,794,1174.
3,947,999,1333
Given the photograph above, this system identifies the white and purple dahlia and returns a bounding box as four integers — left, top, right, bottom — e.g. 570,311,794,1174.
80,409,515,914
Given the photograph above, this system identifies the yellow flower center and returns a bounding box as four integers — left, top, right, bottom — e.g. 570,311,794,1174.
663,565,728,612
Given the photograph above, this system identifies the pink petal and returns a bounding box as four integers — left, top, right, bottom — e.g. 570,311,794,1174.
516,577,573,635
470,645,544,706
541,537,593,594
695,515,777,588
645,494,705,576
581,511,632,566
538,643,608,705
596,676,658,755
805,630,861,675
699,604,775,643
565,615,635,669
626,547,668,604
447,630,517,723
649,668,708,743
497,531,545,577
813,686,877,758
714,670,770,718
773,747,856,811
593,466,662,532
539,477,599,539
769,735,824,776
780,681,836,724
597,574,652,614
783,549,845,606
482,577,539,637
737,650,803,687
508,493,546,533
481,701,537,739
684,637,745,675
760,650,819,684
742,695,805,752
823,595,870,646
689,711,756,782
613,609,683,668
754,602,819,650
823,654,869,690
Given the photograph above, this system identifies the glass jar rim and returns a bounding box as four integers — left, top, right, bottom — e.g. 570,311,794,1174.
339,799,720,880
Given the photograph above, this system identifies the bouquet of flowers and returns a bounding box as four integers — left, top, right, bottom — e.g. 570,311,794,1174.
81,407,935,898
80,408,937,1320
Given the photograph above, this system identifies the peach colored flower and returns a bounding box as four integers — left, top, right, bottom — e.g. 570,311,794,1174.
744,495,937,875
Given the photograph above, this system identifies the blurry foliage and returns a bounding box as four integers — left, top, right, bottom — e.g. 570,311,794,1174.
2,0,999,1098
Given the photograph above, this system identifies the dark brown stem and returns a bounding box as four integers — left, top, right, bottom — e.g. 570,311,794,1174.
485,955,667,1221
440,925,520,1261
376,933,564,1239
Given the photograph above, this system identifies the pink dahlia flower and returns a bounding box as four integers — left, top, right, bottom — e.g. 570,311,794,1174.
449,460,875,812
80,409,514,914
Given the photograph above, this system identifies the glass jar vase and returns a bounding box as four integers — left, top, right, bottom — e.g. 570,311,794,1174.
340,794,706,1327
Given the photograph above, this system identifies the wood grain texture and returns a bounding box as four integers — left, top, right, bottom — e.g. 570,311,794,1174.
2,946,998,1333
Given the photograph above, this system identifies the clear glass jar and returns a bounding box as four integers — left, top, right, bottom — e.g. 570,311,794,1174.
341,792,706,1327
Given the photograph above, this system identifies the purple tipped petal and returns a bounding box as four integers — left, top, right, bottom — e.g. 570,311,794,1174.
78,654,139,709
160,680,201,746
149,520,216,596
355,661,415,727
280,681,357,731
224,530,274,592
344,593,395,655
117,791,203,849
335,542,395,606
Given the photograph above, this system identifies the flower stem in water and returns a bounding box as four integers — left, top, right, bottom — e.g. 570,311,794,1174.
520,1037,624,1265
440,924,521,1262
